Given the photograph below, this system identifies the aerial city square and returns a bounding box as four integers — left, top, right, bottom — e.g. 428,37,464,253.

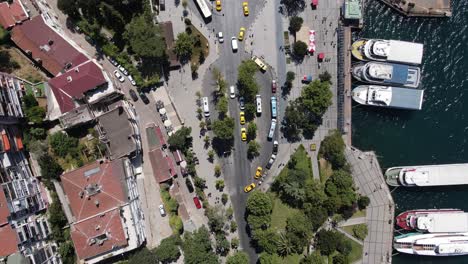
0,0,464,263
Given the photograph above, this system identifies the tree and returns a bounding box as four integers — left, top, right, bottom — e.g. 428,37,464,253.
246,192,273,216
38,154,63,181
208,149,214,161
230,220,237,232
58,241,76,264
315,229,341,255
293,41,308,58
48,192,68,242
174,32,194,60
319,71,332,84
253,228,279,254
247,140,260,159
25,106,45,124
214,164,221,177
337,238,352,256
183,226,218,264
213,117,235,140
153,235,181,263
325,170,357,209
281,0,306,15
358,195,371,209
231,238,239,249
299,80,333,120
300,253,325,264
286,71,296,83
333,254,348,264
282,102,303,141
226,252,249,264
128,248,158,264
304,204,328,231
168,126,192,151
247,122,257,140
258,253,282,264
215,180,225,191
57,0,78,17
49,132,79,157
22,94,38,109
285,212,312,253
206,205,226,234
276,232,293,256
237,60,259,101
204,135,211,148
244,103,256,121
124,15,166,60
289,16,303,34
216,96,229,115
169,215,184,235
319,130,346,169
0,50,19,73
215,233,230,256
352,224,368,241
222,193,229,205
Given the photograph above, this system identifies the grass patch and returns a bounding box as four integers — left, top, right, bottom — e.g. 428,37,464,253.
2,47,45,83
286,57,292,64
270,194,300,232
319,158,333,183
345,236,363,263
350,209,366,219
275,144,313,182
188,25,209,68
341,225,354,236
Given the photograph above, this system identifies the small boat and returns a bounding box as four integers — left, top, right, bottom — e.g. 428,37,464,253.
352,62,421,88
386,163,468,187
394,232,468,256
351,39,424,65
396,209,465,232
352,85,424,110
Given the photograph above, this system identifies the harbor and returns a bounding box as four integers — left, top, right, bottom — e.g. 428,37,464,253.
378,0,452,17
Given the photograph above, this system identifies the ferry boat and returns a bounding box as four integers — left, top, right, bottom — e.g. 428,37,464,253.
385,163,468,187
352,62,421,88
352,85,424,110
396,209,466,232
394,232,468,256
351,39,424,65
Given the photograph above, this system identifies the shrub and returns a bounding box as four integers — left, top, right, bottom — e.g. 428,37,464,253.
169,215,184,234
352,224,368,241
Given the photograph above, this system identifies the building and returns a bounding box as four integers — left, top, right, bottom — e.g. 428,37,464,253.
0,125,60,264
58,158,145,264
0,73,26,123
45,60,121,129
11,15,88,76
343,0,363,27
0,0,29,30
160,22,180,69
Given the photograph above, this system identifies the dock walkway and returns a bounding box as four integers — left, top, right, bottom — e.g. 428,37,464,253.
345,147,394,264
378,0,451,17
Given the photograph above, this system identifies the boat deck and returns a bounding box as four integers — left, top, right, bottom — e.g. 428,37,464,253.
389,87,424,110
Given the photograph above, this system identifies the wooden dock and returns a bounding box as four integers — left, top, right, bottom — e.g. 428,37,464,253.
343,27,352,145
378,0,452,17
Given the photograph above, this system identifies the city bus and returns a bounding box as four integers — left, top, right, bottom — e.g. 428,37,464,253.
194,0,212,19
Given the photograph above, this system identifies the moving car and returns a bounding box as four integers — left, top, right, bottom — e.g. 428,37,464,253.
159,204,166,216
242,2,249,16
218,32,224,43
255,167,263,179
256,95,262,114
231,37,238,52
113,70,125,82
118,65,129,76
230,85,236,98
244,183,256,193
193,196,202,209
128,75,136,86
271,80,277,93
240,111,245,125
216,0,222,11
241,128,247,141
268,119,277,140
129,89,138,101
273,140,279,154
238,27,246,41
202,97,210,117
239,96,245,110
266,154,276,169
140,92,150,104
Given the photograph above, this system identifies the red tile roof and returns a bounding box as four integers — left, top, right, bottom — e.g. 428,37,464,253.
149,149,172,183
11,15,88,76
0,0,28,29
49,60,107,113
60,160,128,222
0,189,10,226
0,224,18,257
70,208,127,260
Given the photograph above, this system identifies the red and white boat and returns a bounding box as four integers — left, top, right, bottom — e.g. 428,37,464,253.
396,209,468,232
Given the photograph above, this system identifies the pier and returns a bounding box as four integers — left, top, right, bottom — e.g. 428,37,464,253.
378,0,452,17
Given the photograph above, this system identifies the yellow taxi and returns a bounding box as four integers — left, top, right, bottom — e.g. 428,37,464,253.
216,0,222,11
238,27,246,41
255,167,263,179
244,183,256,193
241,128,247,141
240,111,245,125
242,2,249,16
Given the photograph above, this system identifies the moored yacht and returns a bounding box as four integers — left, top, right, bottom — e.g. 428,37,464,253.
385,163,468,187
352,85,424,110
352,62,421,88
396,209,466,232
351,39,424,65
394,232,468,256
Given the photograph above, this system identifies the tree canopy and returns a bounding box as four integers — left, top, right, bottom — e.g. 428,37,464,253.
258,253,282,264
38,154,63,182
293,41,308,58
246,192,273,230
168,126,192,152
213,117,235,141
300,253,325,264
153,236,181,263
49,132,79,157
125,15,166,60
174,32,194,60
226,251,249,264
183,226,218,264
289,16,304,33
319,130,346,169
237,60,259,102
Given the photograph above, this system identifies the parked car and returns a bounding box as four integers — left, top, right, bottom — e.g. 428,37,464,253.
218,32,224,43
159,204,166,216
241,128,247,141
266,154,277,169
128,75,136,86
185,178,194,193
256,95,262,114
239,96,245,110
108,56,118,66
230,85,236,99
118,65,129,76
239,111,245,125
238,27,246,41
129,89,138,101
113,70,125,82
140,93,150,104
273,140,279,154
271,80,277,93
216,0,222,11
244,183,256,193
255,167,263,179
156,100,164,110
193,197,202,209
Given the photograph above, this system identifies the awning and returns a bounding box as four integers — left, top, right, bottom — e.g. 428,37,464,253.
159,108,167,115
164,120,172,127
318,53,325,60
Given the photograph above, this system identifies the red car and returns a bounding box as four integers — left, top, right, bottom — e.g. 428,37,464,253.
271,80,277,93
193,197,202,209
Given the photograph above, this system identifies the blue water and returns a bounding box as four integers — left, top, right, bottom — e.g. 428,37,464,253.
352,0,468,263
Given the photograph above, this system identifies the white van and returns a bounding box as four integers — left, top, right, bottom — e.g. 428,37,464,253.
229,86,235,99
268,119,277,140
202,97,210,117
231,37,238,52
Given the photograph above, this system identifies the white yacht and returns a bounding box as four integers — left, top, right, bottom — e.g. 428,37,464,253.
394,232,468,256
352,62,421,88
352,39,424,65
352,85,424,110
385,163,468,187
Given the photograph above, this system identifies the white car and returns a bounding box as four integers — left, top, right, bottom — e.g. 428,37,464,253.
231,37,238,52
256,94,262,114
218,32,224,43
159,204,166,216
118,65,129,76
229,86,235,99
128,75,136,86
266,154,277,169
113,70,125,83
